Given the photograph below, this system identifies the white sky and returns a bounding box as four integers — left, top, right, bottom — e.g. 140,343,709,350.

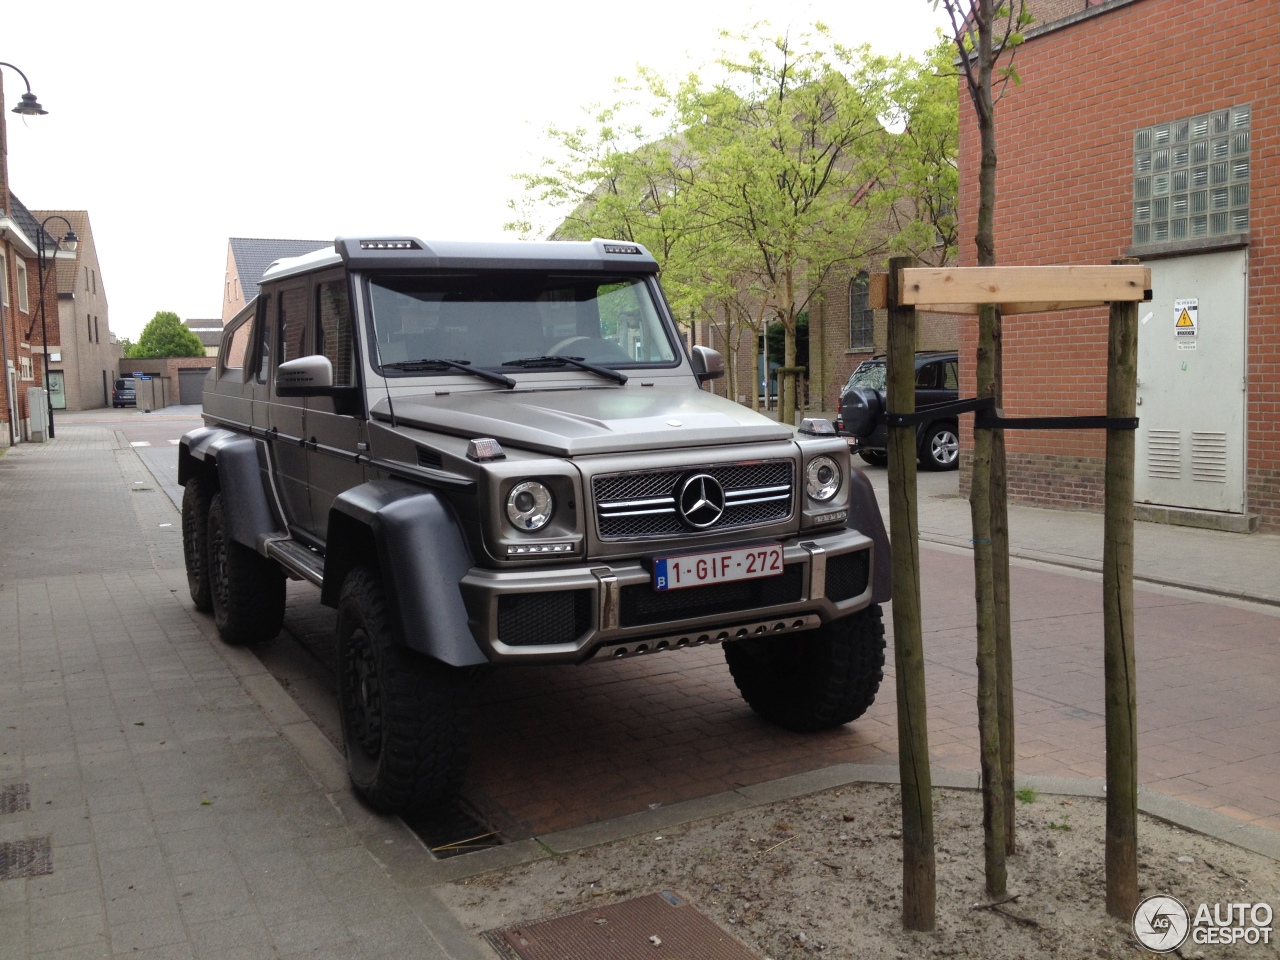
3,0,951,339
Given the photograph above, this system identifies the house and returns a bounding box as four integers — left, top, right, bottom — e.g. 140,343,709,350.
0,194,61,441
31,209,122,411
184,318,223,358
954,0,1279,531
222,238,329,325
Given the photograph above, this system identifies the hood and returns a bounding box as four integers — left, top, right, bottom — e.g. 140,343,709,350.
374,386,795,457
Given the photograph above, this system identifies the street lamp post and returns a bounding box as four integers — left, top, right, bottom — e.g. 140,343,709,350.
1,60,51,444
29,216,77,439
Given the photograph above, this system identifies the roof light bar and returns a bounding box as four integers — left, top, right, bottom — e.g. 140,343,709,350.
602,243,641,255
359,239,420,250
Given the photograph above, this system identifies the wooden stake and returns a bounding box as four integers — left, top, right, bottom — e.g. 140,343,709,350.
887,257,935,931
971,302,1007,897
1104,261,1140,919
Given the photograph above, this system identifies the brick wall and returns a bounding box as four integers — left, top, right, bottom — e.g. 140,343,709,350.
957,0,1280,529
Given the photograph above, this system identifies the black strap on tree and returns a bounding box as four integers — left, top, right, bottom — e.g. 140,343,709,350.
886,395,1138,431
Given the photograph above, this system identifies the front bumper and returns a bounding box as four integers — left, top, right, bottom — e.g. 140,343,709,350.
459,527,875,663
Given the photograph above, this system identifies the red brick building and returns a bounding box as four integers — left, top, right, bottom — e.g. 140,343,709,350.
957,0,1280,530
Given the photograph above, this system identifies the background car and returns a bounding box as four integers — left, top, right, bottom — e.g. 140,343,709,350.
836,351,960,471
112,377,136,408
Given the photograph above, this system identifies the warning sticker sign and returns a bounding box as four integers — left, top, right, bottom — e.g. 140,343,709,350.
1175,298,1198,338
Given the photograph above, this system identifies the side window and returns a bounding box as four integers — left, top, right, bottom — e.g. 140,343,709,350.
279,286,308,364
222,311,254,376
943,361,959,390
316,279,355,386
256,295,273,382
915,363,939,389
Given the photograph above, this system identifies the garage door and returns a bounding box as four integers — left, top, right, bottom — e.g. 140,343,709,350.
179,368,211,405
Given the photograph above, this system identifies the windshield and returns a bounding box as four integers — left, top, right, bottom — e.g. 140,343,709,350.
367,273,677,373
846,361,886,391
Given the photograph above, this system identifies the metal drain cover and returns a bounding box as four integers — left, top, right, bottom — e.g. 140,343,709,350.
0,836,52,881
0,783,30,815
487,891,761,960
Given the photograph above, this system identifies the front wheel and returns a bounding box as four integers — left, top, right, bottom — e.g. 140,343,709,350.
920,422,960,471
206,493,285,645
724,604,886,732
182,476,215,612
337,566,473,813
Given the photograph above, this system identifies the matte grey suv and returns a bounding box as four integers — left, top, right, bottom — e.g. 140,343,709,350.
179,237,891,814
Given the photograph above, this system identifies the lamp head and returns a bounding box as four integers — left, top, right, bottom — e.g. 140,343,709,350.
12,92,47,116
61,230,78,253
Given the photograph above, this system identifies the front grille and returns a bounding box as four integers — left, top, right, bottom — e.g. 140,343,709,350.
620,564,804,628
497,590,592,646
594,460,794,540
825,550,870,602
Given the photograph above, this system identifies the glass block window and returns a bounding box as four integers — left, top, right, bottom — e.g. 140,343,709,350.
848,272,873,350
1134,105,1250,246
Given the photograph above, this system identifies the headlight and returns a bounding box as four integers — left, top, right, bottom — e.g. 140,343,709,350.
506,480,554,531
805,456,842,502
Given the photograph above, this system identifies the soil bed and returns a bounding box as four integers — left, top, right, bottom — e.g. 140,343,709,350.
439,785,1280,959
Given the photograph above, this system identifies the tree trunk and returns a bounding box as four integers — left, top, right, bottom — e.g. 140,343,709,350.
1103,268,1140,919
888,258,936,931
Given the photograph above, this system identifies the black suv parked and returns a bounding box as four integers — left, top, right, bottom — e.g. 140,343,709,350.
836,351,960,471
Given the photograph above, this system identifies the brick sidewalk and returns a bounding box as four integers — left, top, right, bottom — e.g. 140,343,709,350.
0,426,483,960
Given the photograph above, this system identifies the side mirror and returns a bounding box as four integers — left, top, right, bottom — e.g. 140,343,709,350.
690,345,724,384
275,355,334,396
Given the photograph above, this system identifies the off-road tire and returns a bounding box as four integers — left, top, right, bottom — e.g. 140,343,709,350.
182,476,215,612
337,566,473,814
206,492,285,645
724,604,886,732
920,422,960,471
858,450,888,467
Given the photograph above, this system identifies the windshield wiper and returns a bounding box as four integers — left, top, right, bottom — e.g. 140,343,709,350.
502,355,628,385
382,358,515,388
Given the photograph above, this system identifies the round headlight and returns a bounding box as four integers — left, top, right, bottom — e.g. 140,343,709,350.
506,480,554,531
805,456,842,502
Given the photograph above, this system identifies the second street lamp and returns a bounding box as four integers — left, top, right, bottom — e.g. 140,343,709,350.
28,216,78,439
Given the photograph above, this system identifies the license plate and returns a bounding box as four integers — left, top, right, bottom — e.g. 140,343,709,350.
653,544,784,592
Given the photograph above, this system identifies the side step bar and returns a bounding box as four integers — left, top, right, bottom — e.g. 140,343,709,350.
265,538,325,586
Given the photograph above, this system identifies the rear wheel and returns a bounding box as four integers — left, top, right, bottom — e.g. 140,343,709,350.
206,493,285,645
920,422,960,471
182,476,214,612
337,566,473,813
724,604,886,732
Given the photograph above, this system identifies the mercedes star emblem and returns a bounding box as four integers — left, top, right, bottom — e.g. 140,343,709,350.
677,473,726,529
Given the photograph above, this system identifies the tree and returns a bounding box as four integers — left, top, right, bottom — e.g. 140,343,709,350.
509,25,958,418
129,312,206,359
937,0,1030,899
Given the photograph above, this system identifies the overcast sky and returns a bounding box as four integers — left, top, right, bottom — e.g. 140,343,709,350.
3,0,951,339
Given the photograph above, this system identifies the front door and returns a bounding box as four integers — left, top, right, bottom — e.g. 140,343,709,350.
266,283,314,534
1136,249,1247,513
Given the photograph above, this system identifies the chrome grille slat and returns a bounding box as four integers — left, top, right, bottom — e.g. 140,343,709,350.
593,459,794,540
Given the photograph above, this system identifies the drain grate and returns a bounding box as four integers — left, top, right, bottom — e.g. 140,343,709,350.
403,800,503,859
0,836,53,880
486,891,761,960
0,783,30,815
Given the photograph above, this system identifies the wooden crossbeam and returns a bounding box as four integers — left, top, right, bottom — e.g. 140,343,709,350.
898,265,1151,311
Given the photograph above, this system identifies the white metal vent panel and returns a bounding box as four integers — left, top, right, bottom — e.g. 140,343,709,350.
1191,431,1228,483
1146,430,1181,480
